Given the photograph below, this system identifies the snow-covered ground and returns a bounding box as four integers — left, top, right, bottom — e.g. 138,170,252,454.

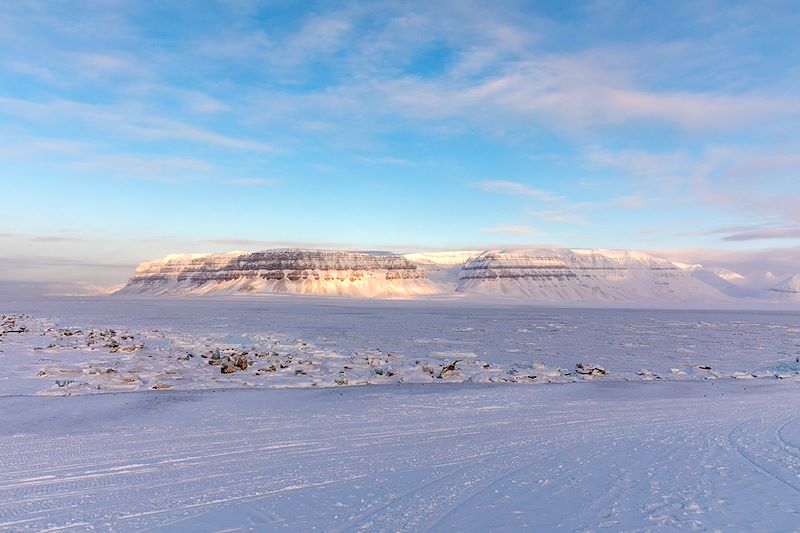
3,296,800,396
2,295,800,530
5,381,800,531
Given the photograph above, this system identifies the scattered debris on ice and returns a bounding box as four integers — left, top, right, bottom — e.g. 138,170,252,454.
0,313,797,396
576,362,606,376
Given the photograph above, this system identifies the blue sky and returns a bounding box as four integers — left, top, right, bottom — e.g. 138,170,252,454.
1,0,800,286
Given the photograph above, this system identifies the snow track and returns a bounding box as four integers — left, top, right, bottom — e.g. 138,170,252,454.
4,382,800,531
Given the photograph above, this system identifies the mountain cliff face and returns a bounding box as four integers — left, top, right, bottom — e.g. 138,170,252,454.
455,249,730,303
118,249,439,297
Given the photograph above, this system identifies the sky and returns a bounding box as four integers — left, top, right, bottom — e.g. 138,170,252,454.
1,0,800,288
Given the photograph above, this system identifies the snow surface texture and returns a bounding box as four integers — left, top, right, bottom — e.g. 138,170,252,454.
5,381,800,530
3,297,800,530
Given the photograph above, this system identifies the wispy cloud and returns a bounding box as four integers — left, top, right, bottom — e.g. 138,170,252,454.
585,144,800,225
584,147,693,187
123,116,278,153
0,255,134,270
722,227,800,242
478,181,559,201
0,135,93,160
612,196,647,210
358,156,414,166
206,238,273,246
29,236,87,243
217,6,799,140
71,52,153,80
0,96,278,153
372,53,799,136
480,225,538,235
228,178,279,187
72,154,215,182
531,210,587,224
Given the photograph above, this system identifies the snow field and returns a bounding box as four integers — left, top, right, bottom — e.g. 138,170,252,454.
3,382,800,530
2,297,800,531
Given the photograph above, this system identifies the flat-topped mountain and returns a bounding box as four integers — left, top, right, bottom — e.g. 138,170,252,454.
117,247,788,303
455,249,730,303
117,249,439,298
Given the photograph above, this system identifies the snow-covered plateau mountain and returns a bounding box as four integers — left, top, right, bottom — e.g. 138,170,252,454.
117,249,441,298
116,247,798,304
456,249,731,303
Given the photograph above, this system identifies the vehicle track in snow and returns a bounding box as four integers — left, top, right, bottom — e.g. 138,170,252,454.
728,416,800,495
4,382,800,531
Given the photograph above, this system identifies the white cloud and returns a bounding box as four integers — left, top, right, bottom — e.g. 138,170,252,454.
478,180,559,201
722,226,800,242
531,210,587,224
0,96,278,153
585,144,800,224
72,154,215,183
372,52,799,135
480,225,538,235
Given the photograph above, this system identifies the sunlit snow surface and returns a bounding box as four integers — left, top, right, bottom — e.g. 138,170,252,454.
2,296,800,531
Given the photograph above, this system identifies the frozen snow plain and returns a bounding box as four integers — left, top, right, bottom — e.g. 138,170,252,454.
3,295,800,531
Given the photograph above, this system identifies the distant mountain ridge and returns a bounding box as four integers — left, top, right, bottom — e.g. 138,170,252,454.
116,247,797,304
768,274,800,301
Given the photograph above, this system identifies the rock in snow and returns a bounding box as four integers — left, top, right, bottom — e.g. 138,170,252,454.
576,362,606,376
